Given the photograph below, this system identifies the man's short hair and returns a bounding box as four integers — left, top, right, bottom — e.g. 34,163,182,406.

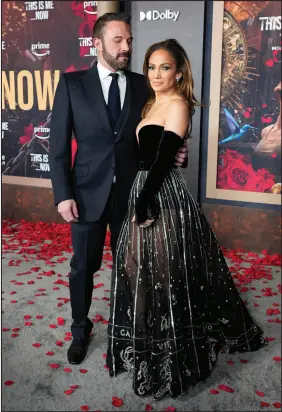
93,12,131,39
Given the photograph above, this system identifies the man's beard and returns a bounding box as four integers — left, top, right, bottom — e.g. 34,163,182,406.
101,45,131,71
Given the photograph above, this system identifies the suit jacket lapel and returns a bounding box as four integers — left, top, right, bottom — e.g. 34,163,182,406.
115,71,132,142
82,64,114,140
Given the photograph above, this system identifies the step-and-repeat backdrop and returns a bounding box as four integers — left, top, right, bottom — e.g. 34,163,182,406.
2,1,98,178
1,0,206,201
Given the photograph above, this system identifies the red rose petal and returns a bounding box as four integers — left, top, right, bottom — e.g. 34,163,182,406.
69,385,79,389
164,408,176,412
57,317,65,326
32,343,41,348
93,283,104,289
239,359,249,364
80,406,90,411
24,315,32,319
46,352,55,356
79,369,88,374
273,402,282,409
36,315,43,319
63,368,72,373
145,405,154,411
31,267,41,272
24,321,33,326
112,397,123,407
49,324,57,329
265,337,276,342
4,380,14,386
210,389,220,394
218,384,235,393
227,360,234,365
49,363,60,368
56,341,63,346
273,356,281,362
64,389,74,395
255,390,265,397
261,401,270,407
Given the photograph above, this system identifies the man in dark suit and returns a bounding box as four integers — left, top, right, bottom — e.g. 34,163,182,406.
50,12,187,365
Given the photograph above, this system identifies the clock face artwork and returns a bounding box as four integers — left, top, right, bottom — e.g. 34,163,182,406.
221,11,248,104
217,2,281,194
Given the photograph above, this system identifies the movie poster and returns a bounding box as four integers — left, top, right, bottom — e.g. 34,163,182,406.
1,1,98,178
217,1,281,194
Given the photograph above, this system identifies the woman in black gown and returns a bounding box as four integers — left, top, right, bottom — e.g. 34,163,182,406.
107,39,267,400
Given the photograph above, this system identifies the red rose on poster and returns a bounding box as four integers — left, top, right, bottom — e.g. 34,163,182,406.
217,150,276,193
256,169,276,192
19,124,34,145
265,58,274,67
223,158,261,191
71,1,85,18
243,111,251,119
272,50,280,63
261,115,273,124
225,150,244,161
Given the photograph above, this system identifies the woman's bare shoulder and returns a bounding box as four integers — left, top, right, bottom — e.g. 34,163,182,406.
167,98,189,110
164,98,189,137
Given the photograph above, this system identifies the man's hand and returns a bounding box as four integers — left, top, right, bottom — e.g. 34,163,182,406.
174,143,188,167
58,199,79,223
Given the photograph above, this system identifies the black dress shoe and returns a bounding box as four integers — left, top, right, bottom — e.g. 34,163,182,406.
67,339,89,364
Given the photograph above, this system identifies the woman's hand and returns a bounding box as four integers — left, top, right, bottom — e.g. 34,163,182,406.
174,143,188,167
131,215,155,228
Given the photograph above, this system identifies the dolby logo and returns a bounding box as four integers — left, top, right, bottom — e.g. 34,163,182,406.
140,10,180,22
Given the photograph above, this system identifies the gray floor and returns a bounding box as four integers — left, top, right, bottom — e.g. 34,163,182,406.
2,221,281,411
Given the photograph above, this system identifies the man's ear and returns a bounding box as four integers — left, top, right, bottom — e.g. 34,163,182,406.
93,37,102,50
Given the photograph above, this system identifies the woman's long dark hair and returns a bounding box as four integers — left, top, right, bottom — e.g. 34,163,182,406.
142,38,202,136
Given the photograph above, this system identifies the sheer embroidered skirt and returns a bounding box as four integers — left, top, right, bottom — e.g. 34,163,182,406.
106,170,267,400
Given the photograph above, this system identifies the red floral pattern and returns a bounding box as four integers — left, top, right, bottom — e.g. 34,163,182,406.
217,150,276,192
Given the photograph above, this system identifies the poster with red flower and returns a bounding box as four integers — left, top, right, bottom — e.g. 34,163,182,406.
216,1,281,195
1,1,98,178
